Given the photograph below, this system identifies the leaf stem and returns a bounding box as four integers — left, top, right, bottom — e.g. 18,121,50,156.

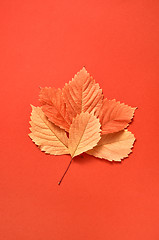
58,158,73,185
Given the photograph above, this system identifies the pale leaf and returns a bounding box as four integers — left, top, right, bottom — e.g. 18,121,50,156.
63,67,103,122
98,99,136,134
87,130,135,161
39,87,71,132
29,105,69,155
68,112,101,158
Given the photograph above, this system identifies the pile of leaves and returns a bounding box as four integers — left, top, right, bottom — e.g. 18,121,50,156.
29,68,136,184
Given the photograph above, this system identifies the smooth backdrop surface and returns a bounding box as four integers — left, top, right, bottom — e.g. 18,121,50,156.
0,0,159,239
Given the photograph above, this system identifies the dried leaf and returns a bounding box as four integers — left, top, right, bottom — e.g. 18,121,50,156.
98,99,136,134
39,87,71,131
87,130,135,161
29,68,137,184
68,112,101,158
63,67,103,122
29,105,69,155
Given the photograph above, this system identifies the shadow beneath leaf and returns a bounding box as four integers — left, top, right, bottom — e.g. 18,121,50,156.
73,153,122,166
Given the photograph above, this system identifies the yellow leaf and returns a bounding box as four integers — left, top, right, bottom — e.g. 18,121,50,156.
87,130,135,161
29,105,69,155
68,112,101,158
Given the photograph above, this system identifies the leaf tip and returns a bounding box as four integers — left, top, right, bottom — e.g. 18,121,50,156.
30,104,35,110
82,65,86,71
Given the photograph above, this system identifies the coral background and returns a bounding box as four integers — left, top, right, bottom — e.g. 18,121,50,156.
0,0,159,239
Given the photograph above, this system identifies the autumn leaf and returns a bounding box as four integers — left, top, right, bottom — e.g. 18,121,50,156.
87,130,135,161
68,112,101,158
63,67,103,122
29,105,69,155
39,87,71,132
98,99,136,134
29,68,137,184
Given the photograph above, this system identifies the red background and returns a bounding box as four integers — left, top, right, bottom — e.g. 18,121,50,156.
0,0,159,239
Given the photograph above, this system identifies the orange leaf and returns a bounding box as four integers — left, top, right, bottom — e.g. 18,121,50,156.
29,105,69,155
98,99,136,134
63,67,103,122
68,112,101,158
87,130,135,161
39,87,71,132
